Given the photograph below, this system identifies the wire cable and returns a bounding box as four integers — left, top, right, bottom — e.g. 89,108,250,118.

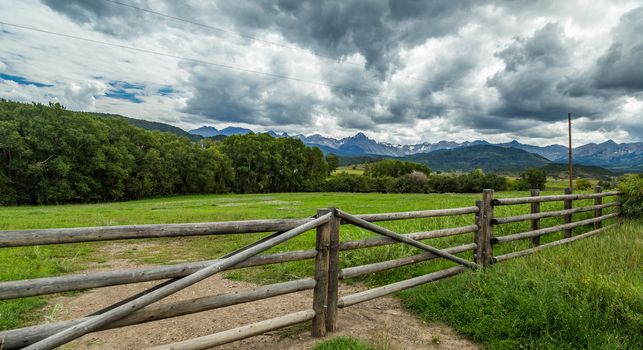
0,21,376,95
100,0,429,83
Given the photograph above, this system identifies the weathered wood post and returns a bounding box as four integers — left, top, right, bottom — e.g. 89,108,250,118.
594,186,602,229
311,209,331,337
474,200,484,264
325,208,341,332
530,189,541,246
563,188,573,238
481,189,494,266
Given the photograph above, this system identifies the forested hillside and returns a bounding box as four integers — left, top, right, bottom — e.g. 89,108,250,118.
0,101,327,204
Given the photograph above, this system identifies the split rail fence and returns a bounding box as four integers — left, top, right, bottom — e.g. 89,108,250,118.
0,187,621,349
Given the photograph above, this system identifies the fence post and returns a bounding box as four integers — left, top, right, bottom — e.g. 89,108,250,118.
325,208,340,333
481,189,494,266
594,186,602,229
311,209,331,337
474,200,484,264
530,189,541,246
563,188,573,238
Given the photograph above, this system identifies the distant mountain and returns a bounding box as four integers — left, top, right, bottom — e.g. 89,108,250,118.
189,126,253,137
562,140,643,171
496,140,568,161
218,126,253,136
401,145,551,173
93,113,202,141
189,126,219,137
542,163,615,179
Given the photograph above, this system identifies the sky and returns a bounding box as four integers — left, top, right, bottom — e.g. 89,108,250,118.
0,0,642,146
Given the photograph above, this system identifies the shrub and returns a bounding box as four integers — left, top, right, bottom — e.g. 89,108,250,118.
617,174,643,218
427,175,459,193
597,179,616,189
388,172,429,193
575,178,592,190
323,173,373,192
519,167,547,190
364,159,430,178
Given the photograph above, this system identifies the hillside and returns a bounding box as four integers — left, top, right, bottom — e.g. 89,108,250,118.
402,145,550,173
92,113,202,142
542,163,616,179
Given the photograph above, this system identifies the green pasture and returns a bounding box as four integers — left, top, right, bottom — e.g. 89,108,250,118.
0,190,634,349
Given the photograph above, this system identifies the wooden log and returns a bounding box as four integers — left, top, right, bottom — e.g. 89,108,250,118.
563,188,573,238
21,213,331,350
338,266,466,308
311,209,331,337
531,189,541,246
0,278,316,349
491,202,619,225
0,206,479,248
494,224,616,262
338,225,479,251
352,206,479,222
491,191,621,206
492,212,619,244
146,309,316,350
325,208,341,333
0,248,318,300
339,243,476,280
0,225,477,300
474,200,484,264
337,210,480,269
594,186,602,229
481,189,494,266
0,218,314,248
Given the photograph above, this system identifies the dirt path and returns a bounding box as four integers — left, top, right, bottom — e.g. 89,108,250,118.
39,260,477,350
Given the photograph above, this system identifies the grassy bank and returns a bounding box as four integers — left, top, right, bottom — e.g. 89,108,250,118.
400,219,643,349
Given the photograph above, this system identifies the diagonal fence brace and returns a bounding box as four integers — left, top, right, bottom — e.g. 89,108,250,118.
337,210,480,270
23,213,332,350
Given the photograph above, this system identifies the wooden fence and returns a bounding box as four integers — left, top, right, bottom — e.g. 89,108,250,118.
0,187,621,350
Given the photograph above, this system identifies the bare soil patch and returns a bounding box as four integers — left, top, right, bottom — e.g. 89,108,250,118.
38,258,477,350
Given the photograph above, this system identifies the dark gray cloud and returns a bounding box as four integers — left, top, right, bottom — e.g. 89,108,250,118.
593,6,643,92
181,64,318,126
216,0,479,77
488,23,602,122
41,0,153,37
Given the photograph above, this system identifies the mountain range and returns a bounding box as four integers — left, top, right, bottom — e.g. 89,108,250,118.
292,132,642,172
131,122,641,173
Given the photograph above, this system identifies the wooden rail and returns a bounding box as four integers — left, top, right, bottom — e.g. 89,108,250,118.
0,187,624,350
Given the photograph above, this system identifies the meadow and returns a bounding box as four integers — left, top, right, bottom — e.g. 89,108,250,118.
0,190,636,349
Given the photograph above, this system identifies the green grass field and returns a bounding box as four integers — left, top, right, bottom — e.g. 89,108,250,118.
0,190,634,349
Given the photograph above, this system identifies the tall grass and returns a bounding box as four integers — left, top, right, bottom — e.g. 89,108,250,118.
399,219,643,349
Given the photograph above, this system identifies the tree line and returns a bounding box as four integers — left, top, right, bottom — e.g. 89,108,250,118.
0,101,327,204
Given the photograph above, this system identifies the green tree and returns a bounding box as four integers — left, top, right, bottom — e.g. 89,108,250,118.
325,154,339,174
364,159,430,178
519,168,547,190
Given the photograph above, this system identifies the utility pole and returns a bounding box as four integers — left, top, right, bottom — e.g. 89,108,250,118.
568,112,573,189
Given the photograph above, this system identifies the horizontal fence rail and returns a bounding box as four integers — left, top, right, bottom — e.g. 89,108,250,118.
491,191,620,206
491,202,620,225
494,224,617,262
0,278,316,349
0,188,624,350
492,212,620,244
0,207,478,248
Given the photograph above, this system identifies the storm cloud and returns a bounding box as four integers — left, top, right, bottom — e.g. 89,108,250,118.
1,0,641,145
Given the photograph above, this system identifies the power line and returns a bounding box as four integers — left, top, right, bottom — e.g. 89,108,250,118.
0,21,463,113
101,0,430,83
0,21,376,95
